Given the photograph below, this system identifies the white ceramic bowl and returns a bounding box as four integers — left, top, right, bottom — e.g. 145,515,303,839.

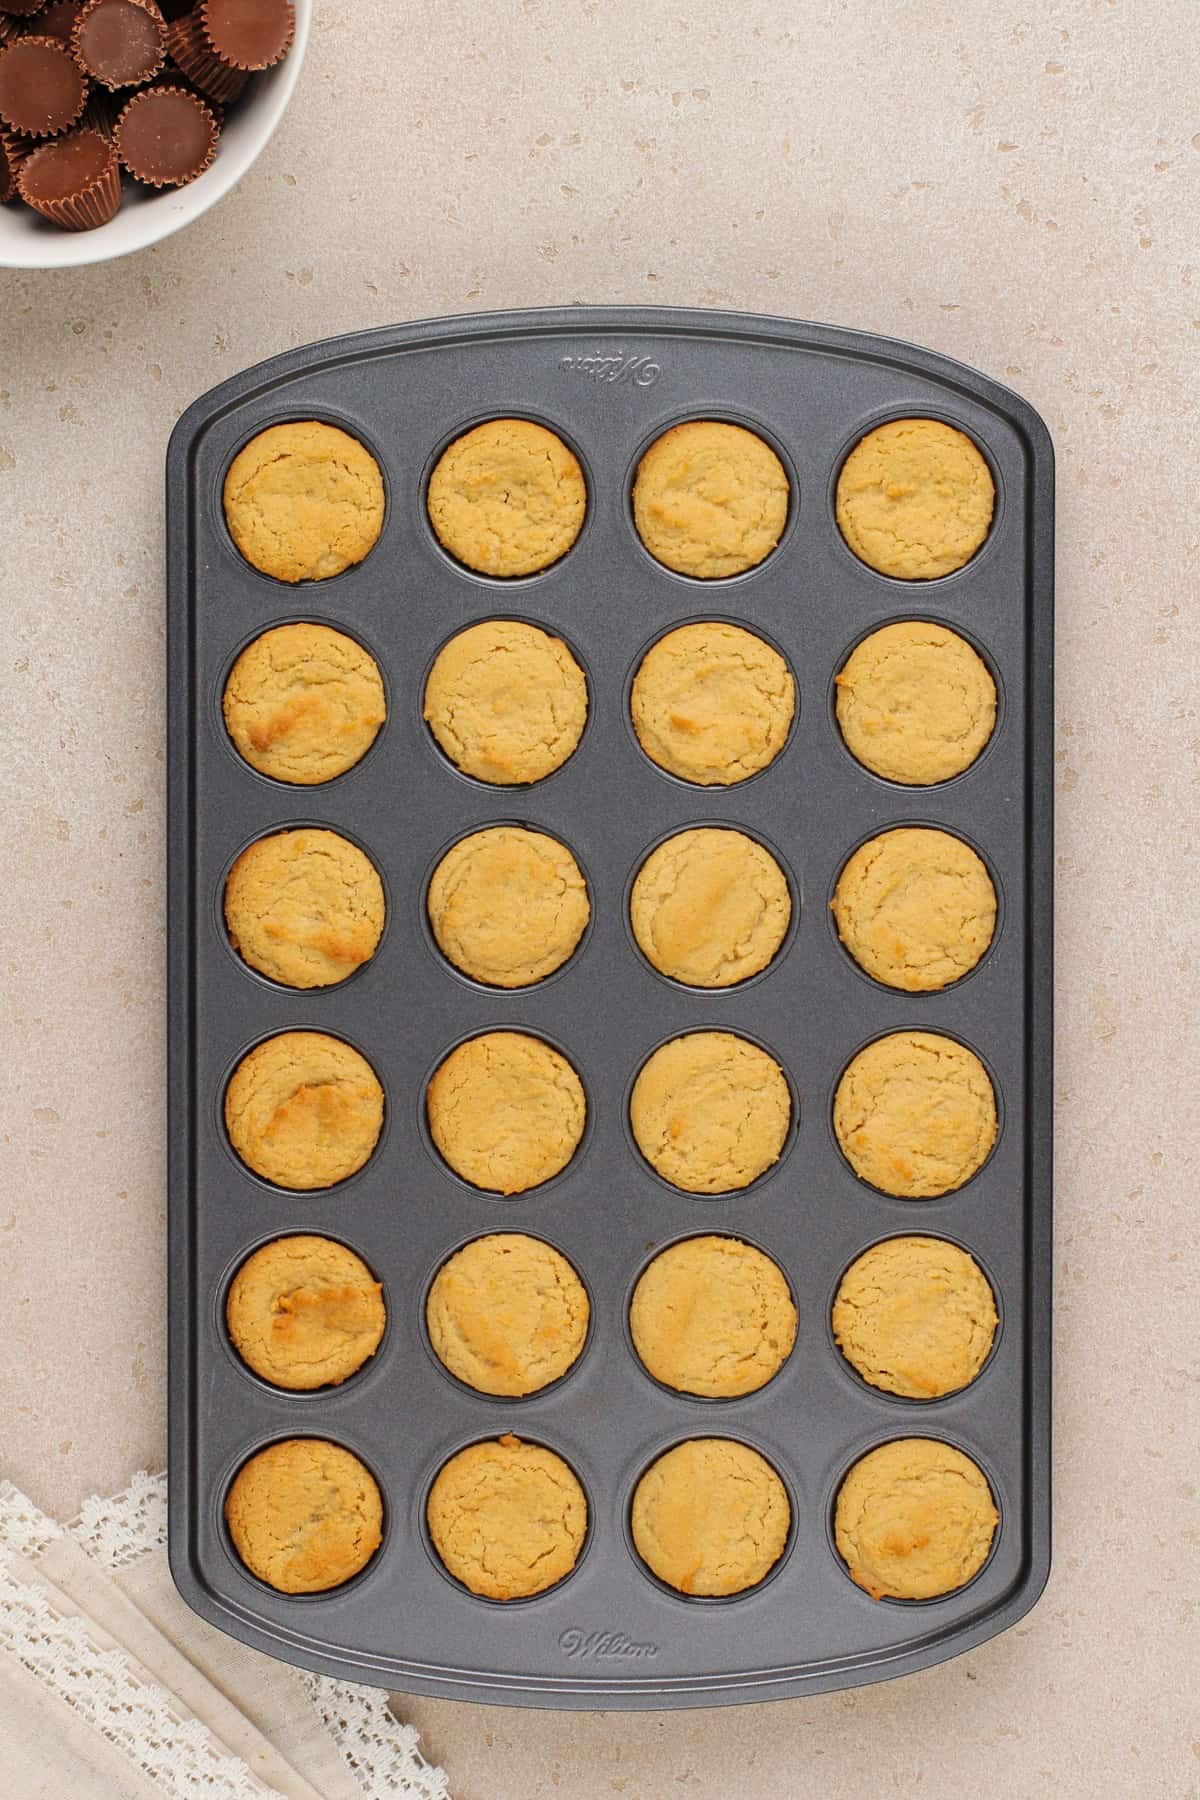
0,0,310,271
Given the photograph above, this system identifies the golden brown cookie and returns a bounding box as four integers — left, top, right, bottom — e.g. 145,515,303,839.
630,1031,791,1194
427,826,589,987
226,1236,386,1391
223,421,385,583
834,1437,998,1600
426,1234,588,1396
427,1031,585,1194
832,826,996,991
222,623,386,785
630,621,795,785
427,419,586,577
423,619,588,785
224,827,385,989
835,620,997,785
833,1236,997,1399
631,1439,790,1596
833,1031,996,1198
225,1438,383,1594
630,1237,796,1398
633,421,789,578
836,418,994,580
630,827,791,988
427,1434,587,1599
225,1031,384,1190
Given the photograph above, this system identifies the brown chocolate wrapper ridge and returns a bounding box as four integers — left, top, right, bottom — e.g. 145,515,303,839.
34,1,83,44
166,11,246,103
0,0,52,18
198,0,292,73
114,79,216,186
18,126,121,227
1,127,37,201
71,0,166,90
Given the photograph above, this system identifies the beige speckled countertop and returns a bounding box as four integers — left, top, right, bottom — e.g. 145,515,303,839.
2,2,1197,1794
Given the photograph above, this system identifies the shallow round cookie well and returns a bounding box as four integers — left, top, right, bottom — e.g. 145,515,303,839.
627,823,796,991
223,1234,387,1394
629,417,793,580
831,1029,999,1200
222,1029,386,1192
830,1235,1000,1401
223,1436,386,1596
425,416,589,579
424,1232,591,1398
424,1028,588,1196
221,824,387,991
421,616,591,788
423,823,592,990
628,1437,794,1600
627,1028,795,1196
222,419,387,585
829,1436,1000,1603
832,415,997,583
219,619,389,787
424,1434,590,1602
628,1234,797,1399
829,824,999,993
831,618,1000,787
627,618,798,787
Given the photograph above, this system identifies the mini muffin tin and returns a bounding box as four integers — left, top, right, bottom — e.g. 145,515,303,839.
167,307,1053,1707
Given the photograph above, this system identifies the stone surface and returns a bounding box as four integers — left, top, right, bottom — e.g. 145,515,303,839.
0,0,1197,1793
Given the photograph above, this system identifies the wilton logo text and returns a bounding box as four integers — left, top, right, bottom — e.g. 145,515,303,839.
558,1628,659,1660
559,353,661,388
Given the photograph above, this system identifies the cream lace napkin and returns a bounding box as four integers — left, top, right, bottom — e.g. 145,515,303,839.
0,1472,450,1799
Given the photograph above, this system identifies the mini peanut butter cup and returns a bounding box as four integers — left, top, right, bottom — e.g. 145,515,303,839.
199,0,292,72
166,9,246,103
18,124,121,226
35,1,82,43
72,0,165,88
0,125,35,200
114,79,215,185
0,35,87,136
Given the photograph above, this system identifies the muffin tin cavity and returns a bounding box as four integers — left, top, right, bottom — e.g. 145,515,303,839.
170,309,1051,1704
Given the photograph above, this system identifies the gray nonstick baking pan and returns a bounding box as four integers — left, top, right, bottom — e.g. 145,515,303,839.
166,306,1053,1708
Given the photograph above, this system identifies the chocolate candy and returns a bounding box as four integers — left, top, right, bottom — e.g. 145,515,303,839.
199,0,292,72
0,35,87,136
73,0,166,88
166,10,246,104
114,81,215,186
18,125,121,227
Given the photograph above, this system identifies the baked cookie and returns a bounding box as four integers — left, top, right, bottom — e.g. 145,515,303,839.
630,1031,791,1194
427,826,589,987
225,1031,384,1190
427,1434,587,1599
427,1030,585,1194
630,1236,796,1398
836,418,994,580
222,622,386,785
423,619,587,785
633,421,789,578
224,827,385,989
630,621,795,785
426,1233,588,1396
834,1437,998,1600
225,1438,383,1594
630,827,791,988
631,1438,790,1597
833,1236,997,1399
223,421,385,583
835,620,996,784
832,826,996,991
226,1235,386,1390
833,1031,996,1198
427,418,586,577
